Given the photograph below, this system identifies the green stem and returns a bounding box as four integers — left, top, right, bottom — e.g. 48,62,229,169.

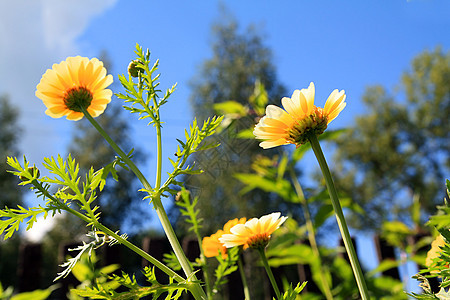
191,217,212,298
154,100,163,190
94,222,186,279
86,218,184,282
257,247,281,300
82,109,206,300
308,134,369,300
197,251,212,300
151,108,205,297
238,255,251,300
289,168,334,300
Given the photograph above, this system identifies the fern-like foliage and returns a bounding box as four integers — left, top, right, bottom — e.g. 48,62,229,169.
162,116,223,194
41,155,103,220
175,188,202,235
1,157,60,240
72,267,189,300
213,246,239,294
2,155,119,239
164,189,204,274
408,180,450,299
56,231,127,281
427,180,450,231
163,252,182,272
409,274,450,299
117,43,176,128
141,115,223,202
115,43,224,204
279,282,307,300
0,205,50,240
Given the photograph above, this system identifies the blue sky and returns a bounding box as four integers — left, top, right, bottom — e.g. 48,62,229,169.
1,0,449,289
1,1,449,169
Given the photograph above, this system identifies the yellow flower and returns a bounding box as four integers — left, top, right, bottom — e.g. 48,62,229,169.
425,234,447,270
253,82,346,148
36,56,113,121
219,212,287,249
202,217,246,258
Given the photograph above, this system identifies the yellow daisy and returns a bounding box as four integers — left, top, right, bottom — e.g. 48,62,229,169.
202,217,247,258
36,56,113,121
254,82,346,148
219,212,287,249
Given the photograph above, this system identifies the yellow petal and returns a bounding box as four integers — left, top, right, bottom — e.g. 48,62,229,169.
281,95,303,119
66,111,83,121
259,139,287,149
265,105,294,127
45,109,64,118
327,102,346,123
299,82,315,115
324,89,346,115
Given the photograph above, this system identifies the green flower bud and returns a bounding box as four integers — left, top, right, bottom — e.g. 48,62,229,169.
20,166,40,181
128,60,145,78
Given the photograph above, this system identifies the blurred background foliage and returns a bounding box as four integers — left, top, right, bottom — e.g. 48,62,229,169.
334,47,450,231
179,19,291,236
0,95,23,290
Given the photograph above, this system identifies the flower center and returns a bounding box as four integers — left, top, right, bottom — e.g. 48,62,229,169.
287,106,328,146
247,233,270,249
63,86,93,112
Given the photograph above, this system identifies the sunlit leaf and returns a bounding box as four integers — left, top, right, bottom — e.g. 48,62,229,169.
213,100,247,116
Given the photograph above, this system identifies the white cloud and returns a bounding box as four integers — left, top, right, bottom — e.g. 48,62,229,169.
41,0,117,53
0,0,117,164
23,213,62,243
0,2,118,244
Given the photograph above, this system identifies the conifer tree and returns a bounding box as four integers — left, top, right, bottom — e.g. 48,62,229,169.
0,96,23,209
334,48,450,230
183,19,287,235
0,95,23,288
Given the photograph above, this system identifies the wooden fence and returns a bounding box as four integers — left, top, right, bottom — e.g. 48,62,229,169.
11,235,438,299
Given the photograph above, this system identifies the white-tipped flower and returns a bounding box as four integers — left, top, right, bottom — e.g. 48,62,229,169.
219,212,287,249
254,82,346,148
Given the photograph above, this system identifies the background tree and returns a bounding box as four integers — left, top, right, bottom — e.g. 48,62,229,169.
0,95,23,288
190,20,285,121
0,95,23,209
182,19,288,235
333,47,450,230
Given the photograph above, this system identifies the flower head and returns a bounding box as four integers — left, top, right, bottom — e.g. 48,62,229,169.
219,212,287,250
36,56,113,121
254,82,346,148
202,217,246,258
